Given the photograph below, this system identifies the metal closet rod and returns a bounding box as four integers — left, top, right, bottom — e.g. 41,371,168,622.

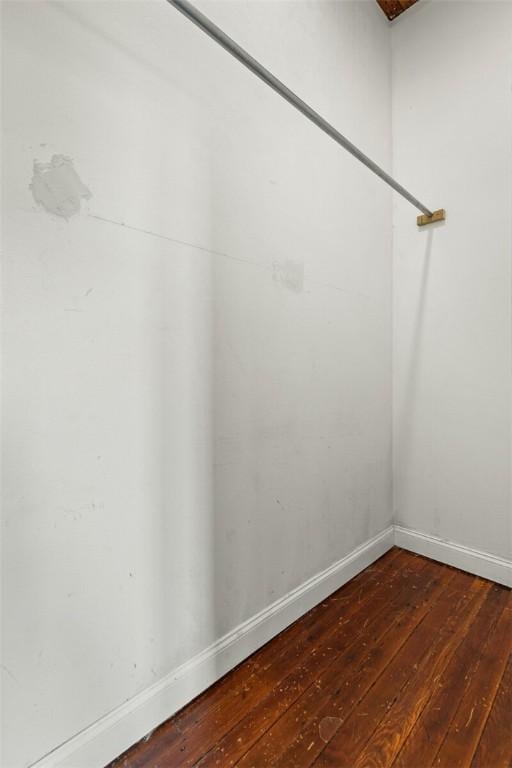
166,0,445,225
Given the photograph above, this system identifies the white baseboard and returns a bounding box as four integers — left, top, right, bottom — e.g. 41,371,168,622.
26,523,512,768
30,526,394,768
394,525,512,588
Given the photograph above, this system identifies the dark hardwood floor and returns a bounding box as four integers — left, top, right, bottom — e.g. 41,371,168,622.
109,548,512,768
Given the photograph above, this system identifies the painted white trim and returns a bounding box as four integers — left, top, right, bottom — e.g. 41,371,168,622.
394,525,512,588
30,526,394,768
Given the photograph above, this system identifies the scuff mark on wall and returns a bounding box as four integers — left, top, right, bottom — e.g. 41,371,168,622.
1,665,20,686
30,154,91,218
272,259,304,293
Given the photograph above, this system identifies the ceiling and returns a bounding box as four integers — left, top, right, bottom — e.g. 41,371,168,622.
376,0,420,21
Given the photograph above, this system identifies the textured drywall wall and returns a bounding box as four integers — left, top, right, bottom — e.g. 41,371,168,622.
1,1,392,765
392,0,512,559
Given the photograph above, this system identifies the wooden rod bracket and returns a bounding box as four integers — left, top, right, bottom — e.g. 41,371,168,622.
417,208,446,227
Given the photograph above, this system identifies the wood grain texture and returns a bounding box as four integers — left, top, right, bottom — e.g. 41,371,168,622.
376,0,419,21
350,576,490,768
392,582,511,768
239,559,450,768
313,570,479,768
431,595,512,768
471,654,512,768
108,549,512,768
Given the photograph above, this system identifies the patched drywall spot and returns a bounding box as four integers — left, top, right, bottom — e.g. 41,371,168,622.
272,259,304,293
319,716,342,742
30,154,91,219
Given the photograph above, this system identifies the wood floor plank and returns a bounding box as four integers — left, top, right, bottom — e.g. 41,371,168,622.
312,570,479,767
350,576,490,768
140,554,429,768
106,553,512,768
391,582,511,768
431,589,512,768
177,547,403,731
111,548,403,767
234,559,451,768
471,654,512,768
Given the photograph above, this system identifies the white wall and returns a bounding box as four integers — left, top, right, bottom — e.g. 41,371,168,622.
1,2,392,765
392,1,512,560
